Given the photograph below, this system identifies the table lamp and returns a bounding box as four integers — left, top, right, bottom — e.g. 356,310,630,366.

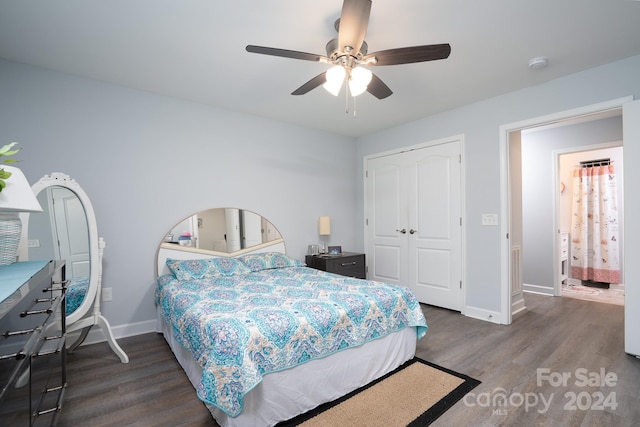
318,216,331,254
0,166,43,265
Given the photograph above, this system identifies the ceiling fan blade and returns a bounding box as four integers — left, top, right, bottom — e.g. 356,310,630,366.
246,45,326,62
337,0,372,55
367,73,392,99
365,43,451,66
291,72,327,95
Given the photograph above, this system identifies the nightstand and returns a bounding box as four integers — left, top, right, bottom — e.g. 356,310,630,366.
305,252,366,279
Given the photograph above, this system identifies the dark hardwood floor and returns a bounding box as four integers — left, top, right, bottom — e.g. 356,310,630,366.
423,294,640,427
56,293,640,427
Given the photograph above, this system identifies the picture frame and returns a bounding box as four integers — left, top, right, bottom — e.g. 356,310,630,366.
328,245,342,255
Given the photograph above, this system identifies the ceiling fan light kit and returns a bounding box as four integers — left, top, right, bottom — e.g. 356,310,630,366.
323,65,372,97
245,0,451,109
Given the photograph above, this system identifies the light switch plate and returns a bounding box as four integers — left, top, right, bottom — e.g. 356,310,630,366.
482,214,499,226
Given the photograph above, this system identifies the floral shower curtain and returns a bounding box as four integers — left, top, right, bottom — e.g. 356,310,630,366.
570,164,621,283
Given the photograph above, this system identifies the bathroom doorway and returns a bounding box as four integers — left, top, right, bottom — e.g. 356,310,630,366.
500,96,632,325
556,145,624,306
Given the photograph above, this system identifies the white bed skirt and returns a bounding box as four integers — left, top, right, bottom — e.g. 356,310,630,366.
156,308,417,427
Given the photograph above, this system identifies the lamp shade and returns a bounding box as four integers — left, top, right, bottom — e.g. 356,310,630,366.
0,166,42,213
0,166,42,265
348,67,372,97
318,216,331,236
323,66,346,96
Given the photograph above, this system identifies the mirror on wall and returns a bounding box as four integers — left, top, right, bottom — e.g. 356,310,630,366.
163,208,282,255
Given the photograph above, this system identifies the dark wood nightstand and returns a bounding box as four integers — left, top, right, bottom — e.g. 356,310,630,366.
305,252,366,279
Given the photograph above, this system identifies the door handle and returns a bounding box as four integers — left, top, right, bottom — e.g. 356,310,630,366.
409,229,418,234
396,228,407,234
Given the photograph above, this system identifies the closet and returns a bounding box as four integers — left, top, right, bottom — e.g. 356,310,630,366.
365,137,463,311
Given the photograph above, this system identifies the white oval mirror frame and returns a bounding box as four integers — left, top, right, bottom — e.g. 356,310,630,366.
18,172,128,363
20,173,98,324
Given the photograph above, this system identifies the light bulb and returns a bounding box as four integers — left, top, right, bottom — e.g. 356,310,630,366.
348,67,372,97
323,66,346,96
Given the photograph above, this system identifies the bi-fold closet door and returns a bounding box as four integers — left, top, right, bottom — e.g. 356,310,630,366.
366,139,462,311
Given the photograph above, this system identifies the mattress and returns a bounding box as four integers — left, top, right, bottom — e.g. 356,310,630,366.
157,309,417,427
155,254,427,426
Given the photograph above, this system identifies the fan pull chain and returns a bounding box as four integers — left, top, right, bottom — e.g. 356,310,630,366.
343,78,358,118
345,80,350,114
353,94,357,118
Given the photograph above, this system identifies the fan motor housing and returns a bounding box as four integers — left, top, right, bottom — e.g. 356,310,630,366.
326,37,368,65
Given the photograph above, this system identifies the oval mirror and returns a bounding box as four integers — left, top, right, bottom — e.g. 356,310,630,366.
30,186,92,318
162,208,282,253
18,172,128,362
21,174,98,324
157,208,284,275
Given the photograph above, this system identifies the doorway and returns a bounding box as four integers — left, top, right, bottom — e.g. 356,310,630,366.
556,145,624,306
499,96,633,325
516,118,624,299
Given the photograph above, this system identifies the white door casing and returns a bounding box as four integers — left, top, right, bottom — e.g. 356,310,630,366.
366,138,463,311
623,99,640,357
225,208,241,252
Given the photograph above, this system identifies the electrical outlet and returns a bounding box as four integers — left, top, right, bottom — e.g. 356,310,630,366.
102,287,113,302
28,239,40,248
482,214,499,226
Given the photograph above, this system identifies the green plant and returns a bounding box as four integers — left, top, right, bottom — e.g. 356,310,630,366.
0,142,20,192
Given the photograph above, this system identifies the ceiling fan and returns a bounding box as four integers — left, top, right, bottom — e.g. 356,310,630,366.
245,0,451,99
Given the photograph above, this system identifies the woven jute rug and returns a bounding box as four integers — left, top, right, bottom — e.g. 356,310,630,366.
278,357,480,427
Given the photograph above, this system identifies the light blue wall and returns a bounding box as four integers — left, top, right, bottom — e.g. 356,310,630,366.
0,58,358,330
2,54,639,333
355,55,640,314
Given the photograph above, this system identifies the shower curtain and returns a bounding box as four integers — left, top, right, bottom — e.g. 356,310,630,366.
570,164,621,283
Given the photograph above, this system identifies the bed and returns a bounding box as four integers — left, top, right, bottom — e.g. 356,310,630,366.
155,214,427,427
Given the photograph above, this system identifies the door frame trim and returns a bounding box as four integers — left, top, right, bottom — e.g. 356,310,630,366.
363,134,466,312
499,96,632,325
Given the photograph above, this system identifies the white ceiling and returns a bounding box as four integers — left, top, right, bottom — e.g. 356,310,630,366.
1,0,639,138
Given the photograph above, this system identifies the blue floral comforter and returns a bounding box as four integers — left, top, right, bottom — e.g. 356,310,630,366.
155,266,427,417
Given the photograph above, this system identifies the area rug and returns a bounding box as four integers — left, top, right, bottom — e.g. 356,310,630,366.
562,279,625,305
277,357,480,427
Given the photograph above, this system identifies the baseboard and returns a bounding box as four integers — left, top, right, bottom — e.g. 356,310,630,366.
523,283,554,296
69,319,157,347
463,305,502,324
512,298,526,315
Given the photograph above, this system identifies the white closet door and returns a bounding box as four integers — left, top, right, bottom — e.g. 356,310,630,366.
366,139,462,311
407,142,462,310
366,155,408,286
